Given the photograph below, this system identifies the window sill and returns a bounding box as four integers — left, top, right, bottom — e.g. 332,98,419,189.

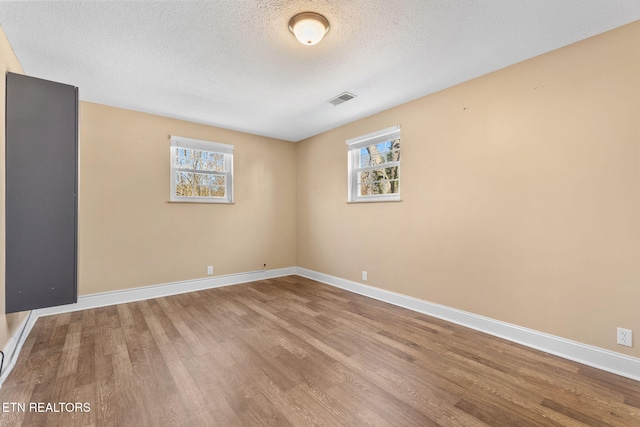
347,199,402,204
168,200,234,204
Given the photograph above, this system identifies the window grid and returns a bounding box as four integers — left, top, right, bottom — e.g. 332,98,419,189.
170,136,234,203
347,126,401,203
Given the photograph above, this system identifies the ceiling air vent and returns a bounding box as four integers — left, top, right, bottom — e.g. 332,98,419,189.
327,92,357,107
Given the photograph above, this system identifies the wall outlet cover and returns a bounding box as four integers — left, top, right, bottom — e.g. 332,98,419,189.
617,327,633,347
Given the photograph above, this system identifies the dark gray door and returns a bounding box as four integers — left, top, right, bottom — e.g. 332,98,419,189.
5,72,78,313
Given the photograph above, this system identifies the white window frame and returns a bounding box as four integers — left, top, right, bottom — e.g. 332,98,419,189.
346,125,401,203
170,135,234,203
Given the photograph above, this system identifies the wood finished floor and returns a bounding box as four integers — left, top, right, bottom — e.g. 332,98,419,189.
0,276,639,426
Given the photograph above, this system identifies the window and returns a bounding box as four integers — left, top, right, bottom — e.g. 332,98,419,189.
347,125,401,202
170,135,234,203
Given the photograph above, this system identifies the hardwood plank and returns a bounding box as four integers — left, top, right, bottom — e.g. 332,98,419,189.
541,398,618,427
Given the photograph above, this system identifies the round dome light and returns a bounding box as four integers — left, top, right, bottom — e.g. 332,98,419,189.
288,12,330,46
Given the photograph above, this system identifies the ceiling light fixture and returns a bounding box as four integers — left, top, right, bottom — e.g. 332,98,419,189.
288,12,330,46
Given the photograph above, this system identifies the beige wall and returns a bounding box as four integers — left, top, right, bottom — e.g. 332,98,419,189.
0,27,28,353
79,102,296,295
296,21,640,357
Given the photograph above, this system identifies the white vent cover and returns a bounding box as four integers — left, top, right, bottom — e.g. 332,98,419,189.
327,92,357,107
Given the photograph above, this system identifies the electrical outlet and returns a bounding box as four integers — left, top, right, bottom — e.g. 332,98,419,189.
207,266,213,275
362,271,367,281
617,327,632,347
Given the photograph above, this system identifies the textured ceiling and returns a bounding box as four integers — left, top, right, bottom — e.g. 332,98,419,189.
0,1,639,142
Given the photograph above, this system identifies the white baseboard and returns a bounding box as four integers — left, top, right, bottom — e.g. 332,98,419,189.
0,310,38,387
0,266,295,387
36,267,296,317
294,267,640,382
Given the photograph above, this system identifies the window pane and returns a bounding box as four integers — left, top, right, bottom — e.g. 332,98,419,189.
358,180,400,196
358,166,399,184
175,171,226,198
358,166,400,196
358,139,400,168
174,148,225,172
358,166,399,195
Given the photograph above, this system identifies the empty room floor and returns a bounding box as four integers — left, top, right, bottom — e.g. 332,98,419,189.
0,276,638,426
